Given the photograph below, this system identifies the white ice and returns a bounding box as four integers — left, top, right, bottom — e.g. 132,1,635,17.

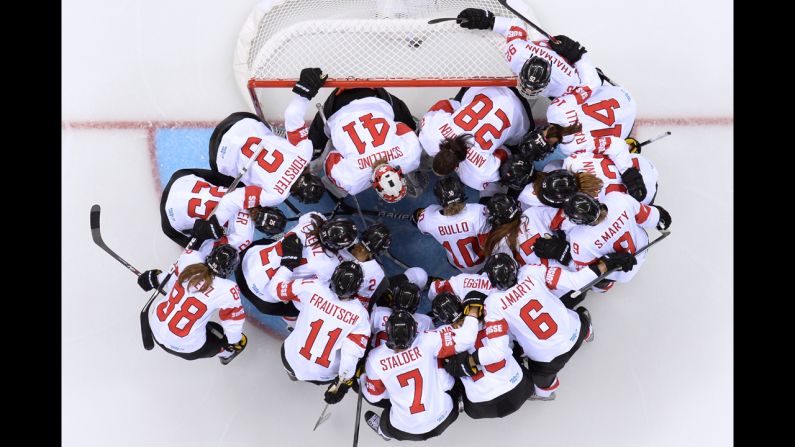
62,1,733,446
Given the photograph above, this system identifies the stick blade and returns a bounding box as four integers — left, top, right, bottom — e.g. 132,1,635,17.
427,17,466,24
313,412,331,431
90,204,101,230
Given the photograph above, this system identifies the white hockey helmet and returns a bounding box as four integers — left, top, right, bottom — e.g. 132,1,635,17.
371,163,407,203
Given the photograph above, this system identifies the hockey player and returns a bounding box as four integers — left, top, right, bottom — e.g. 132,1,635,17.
414,175,491,273
370,281,434,348
418,85,531,195
361,304,481,441
336,222,390,308
234,214,358,319
433,288,534,418
456,9,603,99
160,167,287,252
445,252,634,399
316,83,423,202
517,168,603,210
267,259,371,398
551,192,672,292
208,68,327,206
136,245,247,364
563,151,660,205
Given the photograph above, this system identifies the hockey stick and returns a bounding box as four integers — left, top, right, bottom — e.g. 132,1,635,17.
313,380,340,430
138,144,267,350
570,229,671,298
90,204,143,277
427,17,468,24
497,0,559,43
637,131,672,148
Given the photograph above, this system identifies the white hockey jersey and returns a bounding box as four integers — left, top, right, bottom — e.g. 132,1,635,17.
416,204,491,273
418,87,523,191
567,191,661,282
213,96,314,202
492,206,573,270
492,17,603,98
149,250,245,353
337,249,386,308
162,173,257,252
547,84,637,150
428,272,493,302
563,152,660,205
477,264,597,364
460,321,526,403
238,239,284,303
268,267,370,382
323,97,423,195
369,306,434,348
285,212,340,283
362,317,477,435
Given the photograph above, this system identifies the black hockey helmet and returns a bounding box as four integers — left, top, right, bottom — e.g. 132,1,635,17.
518,56,552,98
330,260,364,299
486,193,521,226
361,223,391,256
484,253,518,290
391,282,421,314
540,169,579,207
385,310,418,350
433,175,468,207
318,217,358,251
205,244,240,278
291,172,325,204
500,155,536,191
431,292,464,325
517,127,553,162
563,192,602,225
253,206,287,235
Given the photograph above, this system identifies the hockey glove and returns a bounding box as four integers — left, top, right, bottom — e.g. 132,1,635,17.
625,137,642,154
324,377,354,405
137,269,162,292
462,291,487,319
457,8,495,30
654,205,672,231
292,67,327,100
410,207,425,227
620,167,647,202
443,351,479,378
225,333,248,353
191,215,224,244
599,252,637,273
532,231,572,264
550,35,587,64
280,234,304,270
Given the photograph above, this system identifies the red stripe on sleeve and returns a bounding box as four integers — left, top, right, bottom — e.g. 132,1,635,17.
494,148,508,162
506,26,528,43
428,99,455,114
484,359,506,373
544,266,562,290
365,377,386,395
219,306,245,321
287,124,308,146
347,333,369,350
396,122,413,136
636,204,652,224
550,209,566,230
324,152,344,184
244,186,262,208
276,281,299,302
434,280,453,295
437,330,456,358
484,319,508,339
606,184,627,194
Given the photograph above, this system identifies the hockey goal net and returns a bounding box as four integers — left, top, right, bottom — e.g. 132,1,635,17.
234,0,545,120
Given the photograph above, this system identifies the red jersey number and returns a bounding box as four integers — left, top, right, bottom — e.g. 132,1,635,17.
341,113,391,155
582,99,622,138
298,319,343,368
442,236,485,269
241,137,285,173
396,368,426,414
156,282,208,337
452,94,511,150
519,299,558,340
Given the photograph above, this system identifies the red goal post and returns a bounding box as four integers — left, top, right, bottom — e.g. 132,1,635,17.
234,0,545,121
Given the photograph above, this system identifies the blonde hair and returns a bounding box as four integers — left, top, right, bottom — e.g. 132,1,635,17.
442,202,466,216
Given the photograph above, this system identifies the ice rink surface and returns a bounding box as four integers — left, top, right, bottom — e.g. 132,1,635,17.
62,1,733,446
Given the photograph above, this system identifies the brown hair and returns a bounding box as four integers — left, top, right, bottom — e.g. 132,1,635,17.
483,219,521,258
442,202,466,216
305,213,325,249
531,170,603,198
432,134,471,176
350,243,372,261
177,263,215,294
545,122,582,142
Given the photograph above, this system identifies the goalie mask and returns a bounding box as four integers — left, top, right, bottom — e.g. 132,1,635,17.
372,164,407,203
